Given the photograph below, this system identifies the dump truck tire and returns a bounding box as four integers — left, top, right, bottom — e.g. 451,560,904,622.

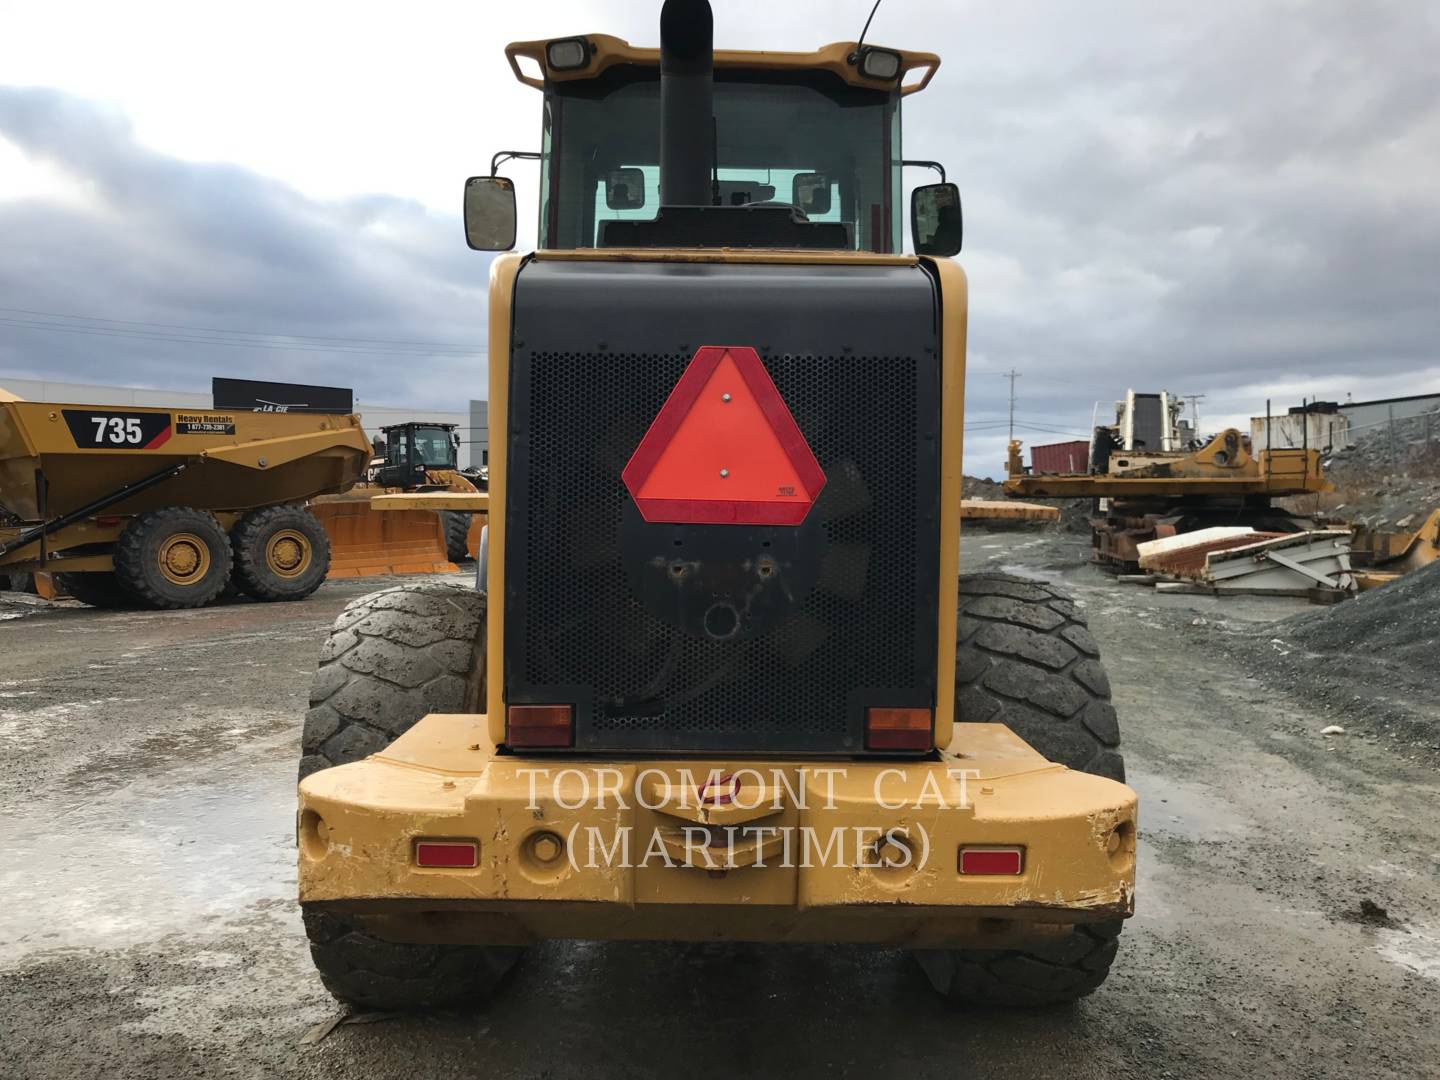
54,572,130,609
442,510,472,563
231,505,331,602
300,582,519,1010
113,508,232,609
919,572,1125,1008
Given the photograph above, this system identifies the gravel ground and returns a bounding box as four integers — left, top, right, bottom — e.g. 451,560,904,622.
1208,559,1440,760
1,536,1438,1079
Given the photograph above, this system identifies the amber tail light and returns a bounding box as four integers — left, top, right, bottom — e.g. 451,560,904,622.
865,707,933,751
507,704,574,748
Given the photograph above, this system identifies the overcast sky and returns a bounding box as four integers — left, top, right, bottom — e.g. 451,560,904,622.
1,0,1437,476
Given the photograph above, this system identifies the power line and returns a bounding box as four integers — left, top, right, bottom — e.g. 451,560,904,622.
0,316,483,361
0,306,480,352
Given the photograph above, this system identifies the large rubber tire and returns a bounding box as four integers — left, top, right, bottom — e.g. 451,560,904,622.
299,582,519,1011
442,510,472,563
53,572,131,609
300,582,487,778
920,573,1126,1008
954,573,1123,781
113,508,232,609
302,909,520,1013
231,505,331,602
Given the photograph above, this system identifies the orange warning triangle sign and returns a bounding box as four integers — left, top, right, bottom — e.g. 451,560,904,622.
623,346,825,525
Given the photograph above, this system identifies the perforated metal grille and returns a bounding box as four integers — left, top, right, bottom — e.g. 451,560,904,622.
509,346,934,753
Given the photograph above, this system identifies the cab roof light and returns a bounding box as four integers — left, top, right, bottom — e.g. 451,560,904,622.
507,704,574,748
858,47,902,82
546,37,590,71
865,706,933,751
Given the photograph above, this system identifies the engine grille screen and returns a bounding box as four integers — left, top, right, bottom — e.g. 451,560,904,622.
505,260,942,753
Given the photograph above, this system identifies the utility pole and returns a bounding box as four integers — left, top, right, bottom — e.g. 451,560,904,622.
1002,369,1021,443
1186,393,1206,436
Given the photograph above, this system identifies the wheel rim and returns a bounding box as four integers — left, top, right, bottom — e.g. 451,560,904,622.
266,529,313,579
157,533,211,586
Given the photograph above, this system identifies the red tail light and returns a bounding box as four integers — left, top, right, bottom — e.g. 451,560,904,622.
958,846,1024,875
415,840,478,868
507,704,574,748
865,707,933,751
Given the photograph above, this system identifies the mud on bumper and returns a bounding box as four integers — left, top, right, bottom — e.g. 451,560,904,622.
299,717,1136,948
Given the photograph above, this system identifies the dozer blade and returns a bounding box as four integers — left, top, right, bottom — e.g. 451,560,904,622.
310,496,458,578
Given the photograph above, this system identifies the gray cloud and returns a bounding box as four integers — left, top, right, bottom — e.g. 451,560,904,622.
0,86,491,408
3,0,1439,476
892,0,1440,471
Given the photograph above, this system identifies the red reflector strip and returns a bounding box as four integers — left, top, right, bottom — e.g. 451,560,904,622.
865,707,933,750
507,704,574,748
959,846,1024,875
415,840,478,868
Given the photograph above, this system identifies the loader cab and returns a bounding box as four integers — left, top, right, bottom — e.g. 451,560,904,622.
470,35,959,257
459,7,968,759
540,65,901,252
375,422,460,490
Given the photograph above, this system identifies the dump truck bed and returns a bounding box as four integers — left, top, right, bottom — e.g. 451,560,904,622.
0,400,371,522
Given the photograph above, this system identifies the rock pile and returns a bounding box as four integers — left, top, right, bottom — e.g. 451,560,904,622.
1284,559,1440,667
1312,408,1440,530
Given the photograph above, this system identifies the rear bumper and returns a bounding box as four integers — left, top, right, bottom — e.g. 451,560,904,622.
298,717,1136,947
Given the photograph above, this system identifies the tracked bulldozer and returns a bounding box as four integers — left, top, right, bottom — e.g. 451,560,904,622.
296,0,1136,1013
312,420,483,575
369,421,483,562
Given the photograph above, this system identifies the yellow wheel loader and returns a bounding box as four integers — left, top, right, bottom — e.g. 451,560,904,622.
0,395,370,608
297,0,1136,1012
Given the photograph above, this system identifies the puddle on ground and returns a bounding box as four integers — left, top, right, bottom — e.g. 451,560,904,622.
1375,922,1440,982
997,562,1068,586
1127,770,1252,841
0,755,296,966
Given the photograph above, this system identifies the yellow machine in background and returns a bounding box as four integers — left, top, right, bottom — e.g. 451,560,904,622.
1350,508,1440,590
0,394,370,607
310,421,487,576
1005,430,1332,570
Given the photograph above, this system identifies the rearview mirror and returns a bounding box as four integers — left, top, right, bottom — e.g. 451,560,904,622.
463,176,517,251
605,167,646,210
911,182,962,257
792,172,831,217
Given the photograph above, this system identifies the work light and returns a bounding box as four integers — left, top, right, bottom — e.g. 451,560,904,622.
859,47,901,81
546,37,589,71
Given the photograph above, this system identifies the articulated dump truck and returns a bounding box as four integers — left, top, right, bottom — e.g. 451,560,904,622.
0,395,370,608
296,0,1137,1012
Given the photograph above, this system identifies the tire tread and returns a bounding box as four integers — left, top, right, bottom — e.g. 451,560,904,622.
928,573,1127,1007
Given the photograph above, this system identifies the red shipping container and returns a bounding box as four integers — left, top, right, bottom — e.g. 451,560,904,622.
1030,440,1089,474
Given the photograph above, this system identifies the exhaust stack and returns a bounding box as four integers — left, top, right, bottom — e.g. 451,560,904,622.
658,0,714,206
